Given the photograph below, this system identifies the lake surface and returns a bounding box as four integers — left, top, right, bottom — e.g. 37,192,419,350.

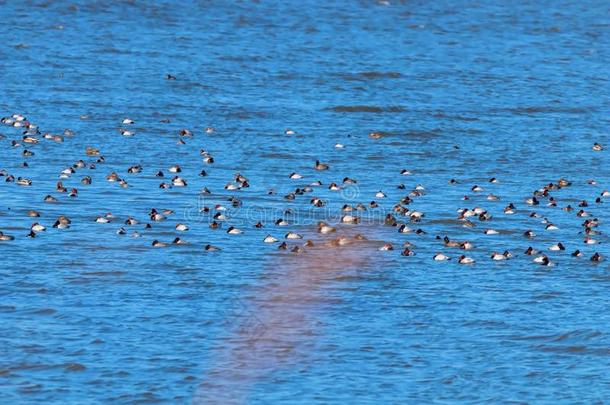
1,0,609,403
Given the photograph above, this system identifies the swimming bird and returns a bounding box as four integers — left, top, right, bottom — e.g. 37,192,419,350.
317,222,336,234
31,223,46,232
0,231,15,241
458,255,475,264
314,160,329,170
227,226,243,235
549,242,565,251
433,253,450,261
491,251,510,261
264,235,278,243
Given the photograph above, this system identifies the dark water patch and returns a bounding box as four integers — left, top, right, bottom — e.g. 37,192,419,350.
494,106,596,115
82,271,126,277
224,109,271,120
218,55,269,62
325,106,405,113
432,112,480,122
551,329,602,342
337,72,403,81
26,308,57,316
535,345,610,355
18,383,44,394
64,363,86,372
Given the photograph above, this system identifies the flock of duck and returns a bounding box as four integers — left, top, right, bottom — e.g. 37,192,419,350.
0,112,607,266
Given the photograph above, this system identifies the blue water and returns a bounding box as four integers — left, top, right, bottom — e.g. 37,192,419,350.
1,0,610,403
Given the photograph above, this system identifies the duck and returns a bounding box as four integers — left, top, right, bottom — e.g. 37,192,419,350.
571,250,582,257
116,228,126,235
524,246,539,255
263,235,278,243
401,248,415,256
120,129,134,137
124,217,138,226
44,195,57,203
152,240,167,247
127,165,142,174
458,255,475,264
375,191,387,198
590,252,603,262
533,255,550,264
31,223,46,232
330,236,350,246
289,172,303,179
379,243,394,251
169,165,181,173
398,224,411,233
523,230,535,238
172,237,187,245
443,236,460,248
16,177,32,186
122,118,134,125
95,216,110,223
0,231,15,241
341,214,359,224
285,231,302,239
484,229,499,235
53,216,71,229
172,176,187,187
504,203,516,214
227,226,243,235
433,253,450,261
549,242,565,251
314,160,329,170
592,143,604,151
491,251,510,261
317,222,336,234
27,210,40,217
460,241,474,250
150,210,166,222
205,244,221,251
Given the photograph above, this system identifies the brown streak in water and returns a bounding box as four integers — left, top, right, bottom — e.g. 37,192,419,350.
194,229,375,404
